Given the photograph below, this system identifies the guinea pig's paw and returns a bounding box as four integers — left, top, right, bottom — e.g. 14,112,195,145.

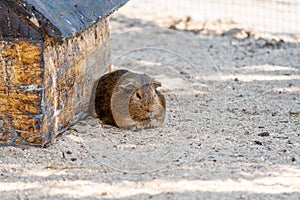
129,125,140,132
143,125,156,129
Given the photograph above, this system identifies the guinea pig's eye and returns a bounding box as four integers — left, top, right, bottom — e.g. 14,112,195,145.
136,92,142,100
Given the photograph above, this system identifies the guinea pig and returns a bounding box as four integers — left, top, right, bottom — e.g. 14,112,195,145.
95,69,166,129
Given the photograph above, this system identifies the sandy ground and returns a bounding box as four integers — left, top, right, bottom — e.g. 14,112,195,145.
1,0,300,199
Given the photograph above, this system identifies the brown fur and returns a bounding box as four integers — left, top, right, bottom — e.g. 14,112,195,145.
95,69,166,129
95,69,128,125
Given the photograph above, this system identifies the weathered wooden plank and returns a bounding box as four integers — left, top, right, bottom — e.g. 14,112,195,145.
0,40,44,145
0,3,9,36
0,41,43,115
0,88,42,115
0,113,43,145
21,0,128,40
0,1,43,40
0,116,14,145
42,17,110,143
0,41,43,86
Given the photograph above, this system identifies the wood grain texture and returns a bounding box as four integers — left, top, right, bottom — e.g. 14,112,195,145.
0,41,44,145
0,17,110,146
42,17,110,144
0,1,43,40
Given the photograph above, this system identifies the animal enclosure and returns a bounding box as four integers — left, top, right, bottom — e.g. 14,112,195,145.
158,0,300,34
0,0,128,146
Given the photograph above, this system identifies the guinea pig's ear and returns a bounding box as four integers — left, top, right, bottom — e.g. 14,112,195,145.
152,80,162,88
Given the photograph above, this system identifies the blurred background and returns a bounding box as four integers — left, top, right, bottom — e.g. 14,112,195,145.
111,0,300,35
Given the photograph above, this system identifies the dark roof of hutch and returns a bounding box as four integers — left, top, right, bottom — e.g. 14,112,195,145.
2,0,128,41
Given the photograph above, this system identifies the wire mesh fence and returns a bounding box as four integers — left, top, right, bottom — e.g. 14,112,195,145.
157,0,300,34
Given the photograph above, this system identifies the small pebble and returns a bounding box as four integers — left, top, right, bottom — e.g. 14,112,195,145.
289,107,300,115
258,132,270,137
291,157,296,162
101,192,108,196
256,38,267,47
287,140,293,144
268,172,276,177
254,140,263,145
66,150,72,154
280,120,289,123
